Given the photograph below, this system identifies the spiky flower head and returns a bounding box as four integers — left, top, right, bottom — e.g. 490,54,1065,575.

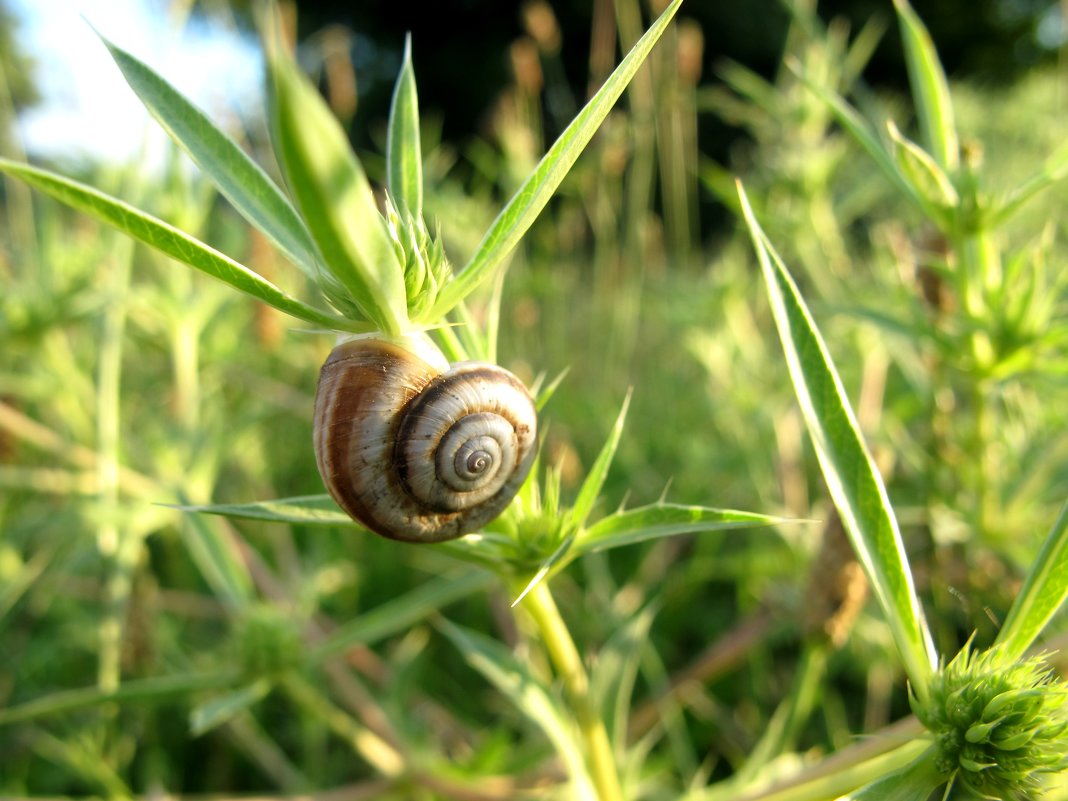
383,196,451,323
912,644,1068,800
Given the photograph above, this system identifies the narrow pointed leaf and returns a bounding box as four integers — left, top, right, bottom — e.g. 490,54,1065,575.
386,34,423,217
575,503,787,559
894,0,958,171
428,0,683,319
995,499,1068,660
175,494,354,526
100,36,320,278
739,183,938,698
268,44,408,335
0,158,363,331
189,679,271,736
437,618,598,800
567,391,631,534
886,120,958,219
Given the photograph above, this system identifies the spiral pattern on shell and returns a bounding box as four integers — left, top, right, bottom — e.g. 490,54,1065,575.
313,338,538,542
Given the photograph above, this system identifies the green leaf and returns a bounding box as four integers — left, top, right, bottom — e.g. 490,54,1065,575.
189,679,271,736
309,572,493,663
0,158,364,332
886,119,957,224
267,39,408,335
99,35,320,279
175,494,354,526
427,0,683,319
575,503,787,560
437,618,598,801
894,0,958,172
386,34,423,217
567,391,631,535
738,182,938,700
994,499,1068,661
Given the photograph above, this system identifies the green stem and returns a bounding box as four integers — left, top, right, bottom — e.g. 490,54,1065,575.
522,582,622,801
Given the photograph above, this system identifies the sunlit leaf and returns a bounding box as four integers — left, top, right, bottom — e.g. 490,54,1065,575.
428,0,683,319
739,182,938,700
100,35,320,278
886,119,957,226
893,0,958,172
575,503,786,560
0,159,369,332
267,35,408,334
386,34,423,217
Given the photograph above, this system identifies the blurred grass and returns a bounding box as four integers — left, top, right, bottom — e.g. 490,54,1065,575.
2,0,1068,798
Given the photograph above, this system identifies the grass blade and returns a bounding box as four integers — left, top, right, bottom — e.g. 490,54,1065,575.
437,618,598,801
100,35,320,278
994,499,1068,661
428,0,683,319
267,38,408,335
575,504,786,559
0,158,365,332
386,34,423,217
738,182,938,699
893,0,958,172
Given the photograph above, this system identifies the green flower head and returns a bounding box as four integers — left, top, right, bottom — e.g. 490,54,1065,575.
912,644,1068,800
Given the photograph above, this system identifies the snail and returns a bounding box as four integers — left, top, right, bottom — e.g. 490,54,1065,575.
313,335,538,542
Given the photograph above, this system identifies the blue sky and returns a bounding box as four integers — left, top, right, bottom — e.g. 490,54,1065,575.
10,0,262,164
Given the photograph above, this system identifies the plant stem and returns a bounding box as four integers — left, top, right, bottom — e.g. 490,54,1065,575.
522,581,622,801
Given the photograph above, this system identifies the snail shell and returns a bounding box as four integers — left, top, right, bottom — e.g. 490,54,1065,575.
313,337,538,542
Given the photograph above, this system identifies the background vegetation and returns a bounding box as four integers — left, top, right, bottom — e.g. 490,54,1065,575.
1,0,1066,798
